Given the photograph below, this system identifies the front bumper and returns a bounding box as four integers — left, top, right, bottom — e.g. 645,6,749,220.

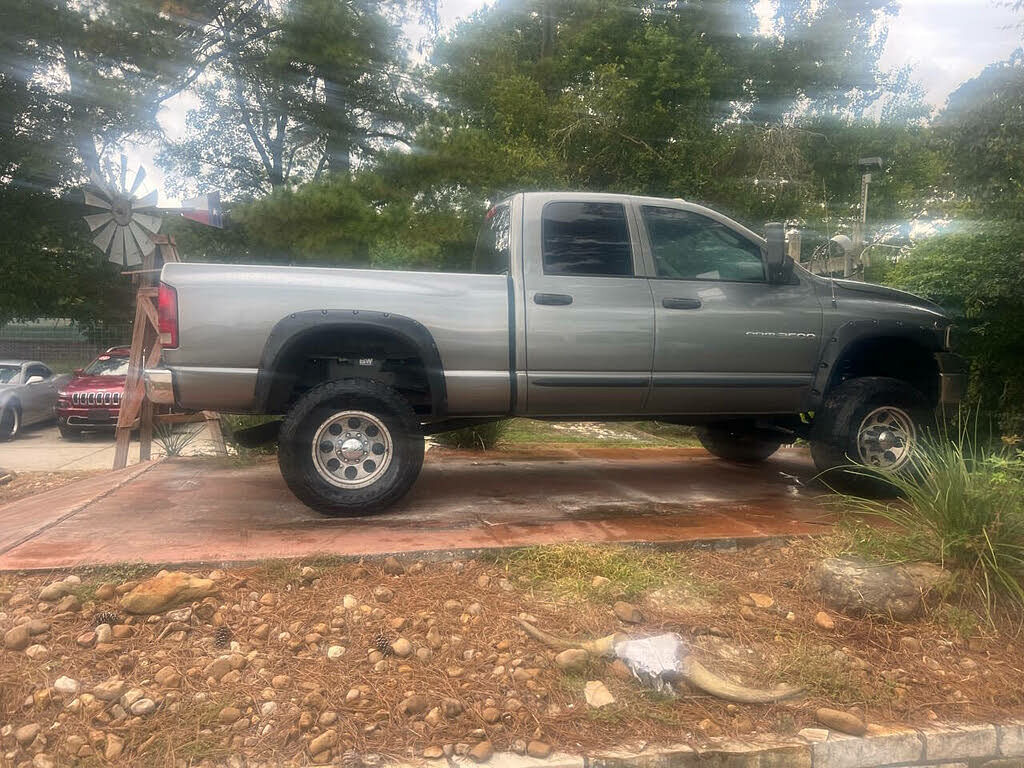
144,367,176,405
56,406,120,427
935,352,968,406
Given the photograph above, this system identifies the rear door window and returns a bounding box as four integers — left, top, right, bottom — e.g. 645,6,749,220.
542,202,633,276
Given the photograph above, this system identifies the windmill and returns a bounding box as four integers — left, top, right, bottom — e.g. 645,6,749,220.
80,155,226,469
83,155,163,268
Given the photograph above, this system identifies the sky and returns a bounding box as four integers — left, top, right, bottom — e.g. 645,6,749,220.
149,0,1022,206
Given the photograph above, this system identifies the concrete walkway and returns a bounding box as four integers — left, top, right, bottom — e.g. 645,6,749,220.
0,447,833,570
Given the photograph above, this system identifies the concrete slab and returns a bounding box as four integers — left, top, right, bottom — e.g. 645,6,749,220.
0,447,833,570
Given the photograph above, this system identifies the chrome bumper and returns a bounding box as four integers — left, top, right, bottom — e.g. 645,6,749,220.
144,367,176,405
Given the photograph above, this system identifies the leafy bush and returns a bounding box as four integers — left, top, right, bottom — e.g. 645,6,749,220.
432,421,507,450
839,423,1024,614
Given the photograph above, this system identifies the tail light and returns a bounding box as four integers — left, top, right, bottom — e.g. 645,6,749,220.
158,282,179,349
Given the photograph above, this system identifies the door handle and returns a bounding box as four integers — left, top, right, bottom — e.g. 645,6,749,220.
534,293,573,306
662,297,702,310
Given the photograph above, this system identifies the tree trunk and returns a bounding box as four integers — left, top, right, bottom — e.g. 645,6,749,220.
323,74,351,177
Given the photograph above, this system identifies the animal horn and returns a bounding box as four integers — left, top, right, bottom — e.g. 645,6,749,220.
516,618,624,658
682,658,803,704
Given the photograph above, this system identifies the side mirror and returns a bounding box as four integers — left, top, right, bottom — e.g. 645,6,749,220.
26,376,44,385
73,368,84,376
764,222,790,283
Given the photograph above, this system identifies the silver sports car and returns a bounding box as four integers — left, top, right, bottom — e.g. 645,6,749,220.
0,360,71,440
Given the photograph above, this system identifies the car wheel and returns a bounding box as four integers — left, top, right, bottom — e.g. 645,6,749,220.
278,378,424,516
0,402,20,441
696,424,782,463
58,421,82,440
810,376,931,493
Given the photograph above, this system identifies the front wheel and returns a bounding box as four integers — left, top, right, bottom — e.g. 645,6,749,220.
0,403,20,441
696,424,782,463
277,379,424,516
58,420,82,440
810,376,930,493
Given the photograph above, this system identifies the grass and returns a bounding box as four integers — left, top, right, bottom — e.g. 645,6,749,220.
834,421,1024,616
774,640,893,705
432,420,508,450
154,422,208,457
498,418,700,447
505,543,697,602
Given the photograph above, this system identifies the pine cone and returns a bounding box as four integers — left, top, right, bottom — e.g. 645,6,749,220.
214,625,232,647
341,749,363,768
93,610,120,627
373,629,393,656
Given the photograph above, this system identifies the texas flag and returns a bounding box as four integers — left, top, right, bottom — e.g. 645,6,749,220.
181,191,223,228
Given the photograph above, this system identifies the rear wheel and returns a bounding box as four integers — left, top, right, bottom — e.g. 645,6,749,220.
0,403,20,441
278,379,424,516
696,424,782,463
810,376,930,492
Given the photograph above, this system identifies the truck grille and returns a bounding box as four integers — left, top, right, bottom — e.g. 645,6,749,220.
72,391,121,406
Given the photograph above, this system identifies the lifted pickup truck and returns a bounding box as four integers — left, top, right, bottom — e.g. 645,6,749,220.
146,192,966,515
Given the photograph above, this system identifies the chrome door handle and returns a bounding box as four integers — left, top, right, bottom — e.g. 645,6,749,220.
534,293,573,306
662,297,702,310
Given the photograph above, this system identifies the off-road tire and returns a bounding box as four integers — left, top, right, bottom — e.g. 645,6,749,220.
810,376,931,494
278,379,424,516
696,425,782,463
0,402,20,441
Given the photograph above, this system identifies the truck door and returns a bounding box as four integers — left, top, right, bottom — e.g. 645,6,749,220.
636,203,822,415
522,197,655,414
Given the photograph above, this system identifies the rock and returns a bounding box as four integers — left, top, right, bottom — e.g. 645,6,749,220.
94,623,112,643
105,734,125,760
112,625,133,639
584,680,615,708
95,583,116,600
814,611,836,630
481,707,500,724
382,556,405,575
204,657,233,680
591,576,611,588
399,695,429,716
4,624,30,650
813,558,946,621
130,697,156,716
319,711,338,726
417,647,433,662
443,599,463,613
327,645,345,660
391,638,412,658
739,606,757,621
749,592,774,608
613,601,643,624
54,676,80,695
24,644,48,660
899,636,922,653
300,566,317,582
32,753,55,768
343,594,359,609
76,630,96,648
93,679,127,701
816,707,867,736
372,586,394,603
39,582,71,601
308,730,338,755
554,648,589,672
426,626,443,649
219,706,242,724
271,674,291,689
55,594,82,612
424,746,444,759
468,741,494,763
799,728,831,743
260,701,278,717
119,571,216,614
15,723,40,745
527,740,553,758
698,718,723,736
155,666,182,689
442,698,464,717
26,619,50,635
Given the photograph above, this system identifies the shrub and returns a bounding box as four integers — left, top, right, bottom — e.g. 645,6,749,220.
153,422,207,457
838,422,1024,614
432,420,507,450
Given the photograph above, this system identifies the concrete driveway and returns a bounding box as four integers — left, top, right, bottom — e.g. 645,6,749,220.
0,420,225,471
0,447,834,570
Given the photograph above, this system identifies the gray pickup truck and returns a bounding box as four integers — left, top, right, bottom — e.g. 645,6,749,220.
146,191,966,515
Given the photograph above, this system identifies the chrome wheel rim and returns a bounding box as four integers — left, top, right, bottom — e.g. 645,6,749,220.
856,406,915,471
311,410,392,488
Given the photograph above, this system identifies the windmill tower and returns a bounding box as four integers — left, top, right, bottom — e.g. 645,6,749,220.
83,157,225,468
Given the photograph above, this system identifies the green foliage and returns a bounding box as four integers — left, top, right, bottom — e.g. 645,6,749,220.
837,424,1024,614
154,422,207,458
432,421,508,450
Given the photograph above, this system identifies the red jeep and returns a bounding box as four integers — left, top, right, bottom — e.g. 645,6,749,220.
56,346,130,438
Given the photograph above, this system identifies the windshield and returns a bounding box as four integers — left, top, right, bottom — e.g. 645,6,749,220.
84,356,130,376
0,365,20,384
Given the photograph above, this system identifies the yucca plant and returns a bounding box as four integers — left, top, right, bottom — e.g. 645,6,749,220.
837,420,1024,615
154,422,207,458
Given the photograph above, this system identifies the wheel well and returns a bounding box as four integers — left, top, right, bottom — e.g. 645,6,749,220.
263,325,438,417
830,337,939,405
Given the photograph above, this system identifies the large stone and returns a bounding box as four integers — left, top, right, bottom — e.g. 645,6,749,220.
468,741,494,763
4,624,30,650
39,582,71,602
817,708,867,736
613,601,643,624
813,558,946,620
92,679,127,702
309,729,338,755
584,680,615,708
555,648,589,672
119,572,216,614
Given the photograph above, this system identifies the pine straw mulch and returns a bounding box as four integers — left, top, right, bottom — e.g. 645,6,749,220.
1,541,1024,767
0,470,101,506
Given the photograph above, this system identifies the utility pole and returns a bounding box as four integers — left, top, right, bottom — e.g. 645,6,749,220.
853,157,883,279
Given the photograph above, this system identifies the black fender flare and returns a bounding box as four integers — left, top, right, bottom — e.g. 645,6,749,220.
255,309,447,418
807,319,943,410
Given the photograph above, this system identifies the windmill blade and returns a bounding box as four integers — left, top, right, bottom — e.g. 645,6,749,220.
129,165,147,196
134,188,158,209
84,190,112,210
92,220,118,253
128,221,157,258
109,226,126,266
132,212,162,235
88,169,112,195
84,212,115,232
124,231,143,267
